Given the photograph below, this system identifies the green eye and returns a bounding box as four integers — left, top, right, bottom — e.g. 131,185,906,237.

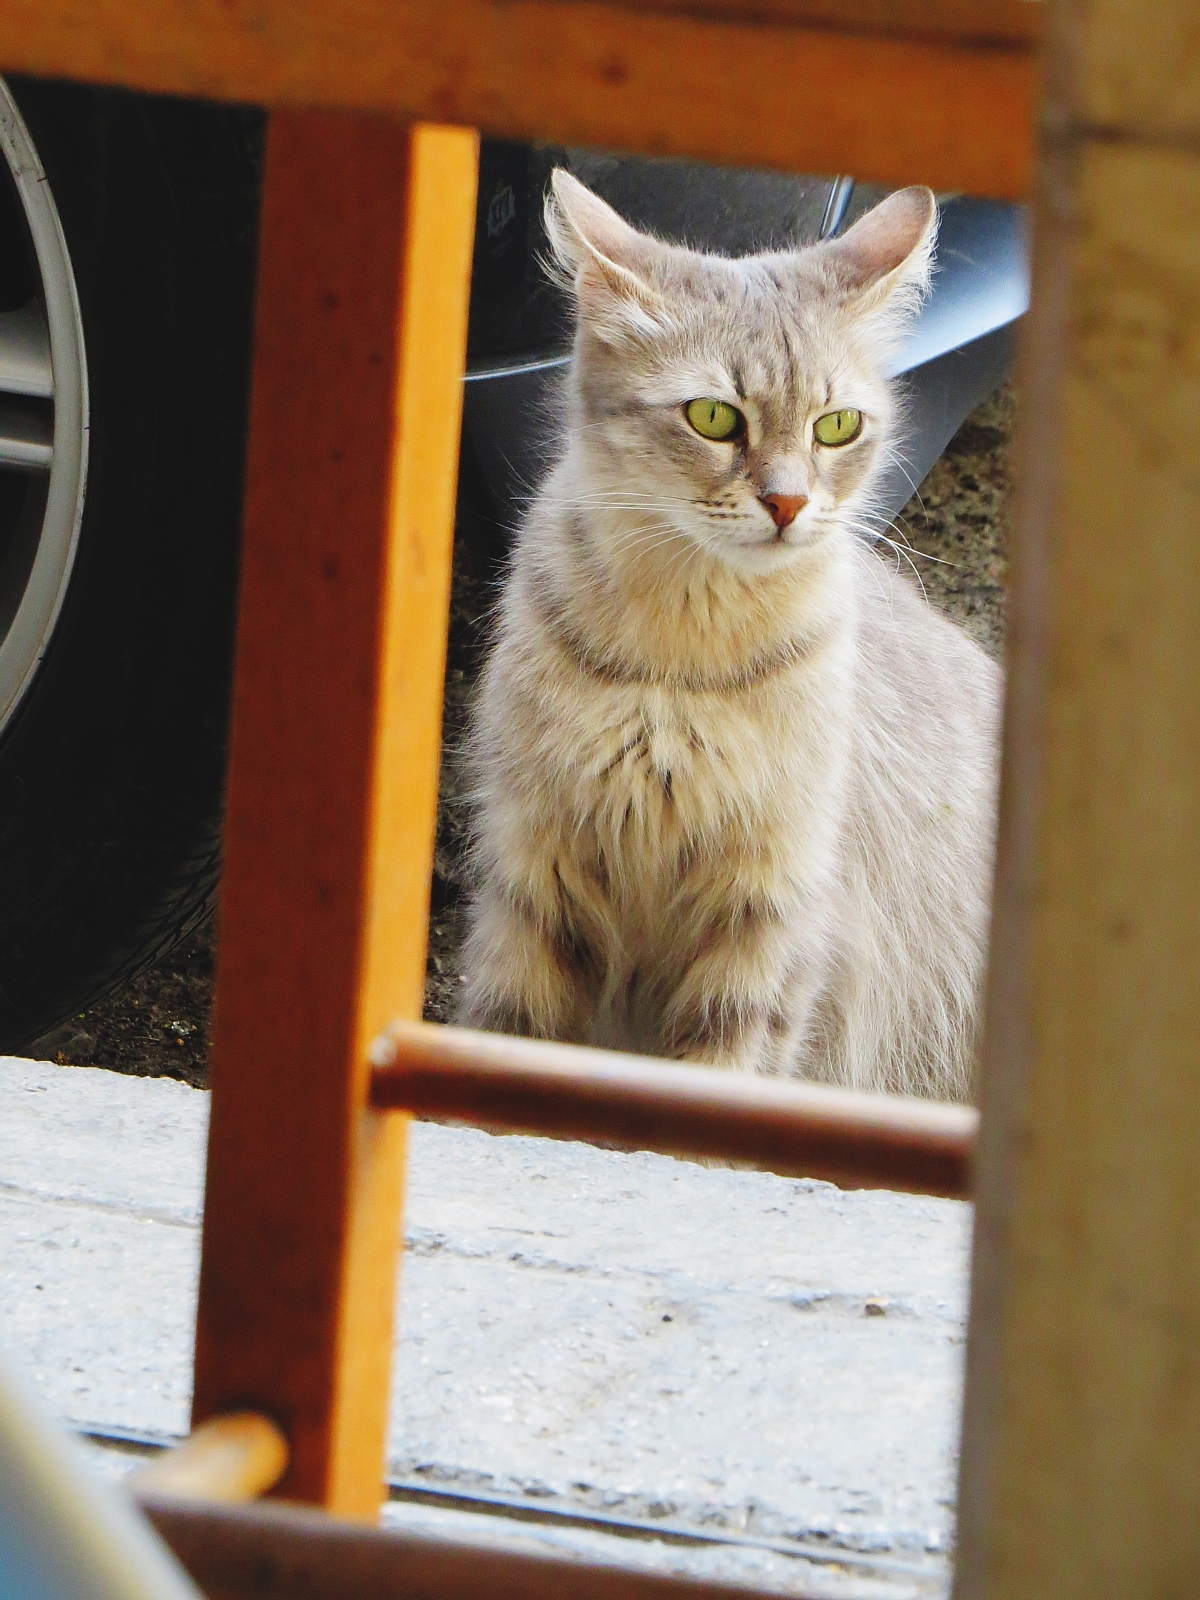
685,398,744,441
813,408,863,447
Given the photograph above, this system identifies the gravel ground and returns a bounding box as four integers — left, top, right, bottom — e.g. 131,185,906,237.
891,385,1011,662
34,387,1012,1086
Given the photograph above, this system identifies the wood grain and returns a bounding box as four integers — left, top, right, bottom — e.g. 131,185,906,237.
1053,0,1200,140
143,1492,816,1599
129,1414,288,1505
954,35,1200,1599
540,0,1045,46
370,1021,978,1197
192,113,477,1518
0,0,1039,196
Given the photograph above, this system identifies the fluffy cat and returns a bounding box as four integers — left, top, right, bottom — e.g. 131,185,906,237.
459,171,1001,1101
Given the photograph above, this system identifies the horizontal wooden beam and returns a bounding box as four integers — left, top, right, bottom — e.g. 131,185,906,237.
129,1413,288,1505
369,1021,977,1197
141,1492,815,1599
0,1,1040,196
592,0,1045,47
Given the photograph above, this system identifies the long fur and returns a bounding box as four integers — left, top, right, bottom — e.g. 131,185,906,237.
459,174,1000,1101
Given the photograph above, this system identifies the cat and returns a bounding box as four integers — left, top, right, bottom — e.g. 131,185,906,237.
458,170,1001,1101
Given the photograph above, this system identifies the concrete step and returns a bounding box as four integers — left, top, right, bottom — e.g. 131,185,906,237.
0,1056,970,1597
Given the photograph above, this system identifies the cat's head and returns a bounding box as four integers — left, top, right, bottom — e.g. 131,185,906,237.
544,170,936,573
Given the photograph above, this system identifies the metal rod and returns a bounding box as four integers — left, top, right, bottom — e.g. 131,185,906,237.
369,1022,976,1198
819,175,855,238
375,1479,939,1582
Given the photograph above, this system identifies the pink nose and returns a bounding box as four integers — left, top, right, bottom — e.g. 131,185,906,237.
759,493,808,530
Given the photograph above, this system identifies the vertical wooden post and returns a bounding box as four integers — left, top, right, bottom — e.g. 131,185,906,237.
191,110,478,1517
956,3,1200,1594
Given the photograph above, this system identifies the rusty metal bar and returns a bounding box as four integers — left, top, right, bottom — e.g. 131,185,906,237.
369,1021,976,1198
140,1493,816,1600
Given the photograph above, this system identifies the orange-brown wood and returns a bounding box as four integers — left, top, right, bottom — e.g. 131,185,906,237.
142,1492,790,1600
129,1413,288,1505
370,1021,978,1197
191,111,477,1518
585,0,1045,46
0,0,1039,197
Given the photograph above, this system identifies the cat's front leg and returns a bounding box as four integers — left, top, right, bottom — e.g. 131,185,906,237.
458,883,599,1043
659,904,825,1074
673,1011,774,1075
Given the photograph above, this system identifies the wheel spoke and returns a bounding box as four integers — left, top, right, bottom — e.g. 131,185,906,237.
0,299,53,399
0,398,52,468
0,77,86,736
0,300,53,469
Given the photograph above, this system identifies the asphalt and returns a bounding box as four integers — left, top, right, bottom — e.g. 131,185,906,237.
0,1055,970,1597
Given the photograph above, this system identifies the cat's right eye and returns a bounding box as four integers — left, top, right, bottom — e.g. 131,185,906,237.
685,398,745,442
813,408,863,447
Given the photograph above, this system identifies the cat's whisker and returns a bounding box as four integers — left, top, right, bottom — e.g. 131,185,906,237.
841,504,960,574
888,525,960,572
609,506,713,567
878,444,929,516
585,527,682,557
871,531,931,600
863,524,959,572
611,537,693,566
564,496,695,516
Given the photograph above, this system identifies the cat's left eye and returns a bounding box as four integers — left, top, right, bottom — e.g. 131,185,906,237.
685,398,744,442
813,409,863,447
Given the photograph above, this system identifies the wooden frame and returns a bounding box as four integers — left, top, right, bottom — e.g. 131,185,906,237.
954,9,1200,1594
8,0,1200,1595
0,2,1040,196
190,108,477,1516
131,1415,289,1505
371,1020,977,1196
139,1493,823,1600
137,0,1036,1528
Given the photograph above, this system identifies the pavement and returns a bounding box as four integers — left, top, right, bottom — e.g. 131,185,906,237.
0,1055,972,1597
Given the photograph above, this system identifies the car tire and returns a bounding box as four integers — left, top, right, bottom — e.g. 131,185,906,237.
0,78,261,1051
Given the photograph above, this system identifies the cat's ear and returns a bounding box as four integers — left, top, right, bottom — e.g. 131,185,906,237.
821,186,937,323
544,170,673,343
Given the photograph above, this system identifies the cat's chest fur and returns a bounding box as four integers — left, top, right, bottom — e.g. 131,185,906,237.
569,683,755,880
528,629,855,918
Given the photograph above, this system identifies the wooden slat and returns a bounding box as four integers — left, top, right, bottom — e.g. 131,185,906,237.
954,2,1200,1592
588,0,1045,46
370,1020,977,1197
1060,0,1200,142
141,1493,805,1600
0,0,1039,197
129,1414,288,1505
191,113,477,1518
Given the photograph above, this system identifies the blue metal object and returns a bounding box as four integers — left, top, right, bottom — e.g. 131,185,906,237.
0,1348,199,1600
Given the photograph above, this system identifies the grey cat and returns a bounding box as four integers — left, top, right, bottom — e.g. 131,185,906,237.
459,171,1001,1101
